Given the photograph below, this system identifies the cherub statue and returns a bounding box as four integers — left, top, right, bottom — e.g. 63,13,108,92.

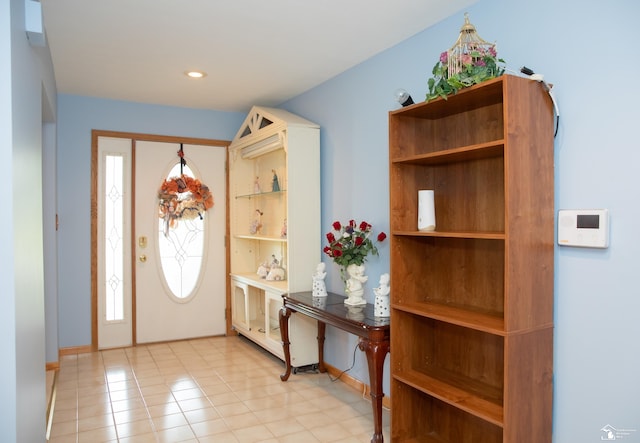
312,262,327,297
374,273,391,317
344,263,367,306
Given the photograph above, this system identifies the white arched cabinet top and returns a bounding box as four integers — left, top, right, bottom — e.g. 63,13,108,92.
228,106,321,368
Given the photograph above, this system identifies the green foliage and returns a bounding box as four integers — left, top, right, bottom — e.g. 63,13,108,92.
426,49,505,102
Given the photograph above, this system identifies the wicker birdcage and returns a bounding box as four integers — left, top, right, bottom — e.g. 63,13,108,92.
447,13,496,77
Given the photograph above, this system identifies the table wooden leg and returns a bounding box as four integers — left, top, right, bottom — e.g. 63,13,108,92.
317,321,326,373
279,306,292,381
359,337,390,443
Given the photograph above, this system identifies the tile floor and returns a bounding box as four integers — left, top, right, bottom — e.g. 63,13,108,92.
49,335,390,442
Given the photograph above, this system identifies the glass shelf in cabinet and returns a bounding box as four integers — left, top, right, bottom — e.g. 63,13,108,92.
235,189,287,199
235,234,288,242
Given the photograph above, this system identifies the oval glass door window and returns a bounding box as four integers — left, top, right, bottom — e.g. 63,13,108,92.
157,164,205,301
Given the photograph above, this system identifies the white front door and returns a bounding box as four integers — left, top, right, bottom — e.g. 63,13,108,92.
135,141,227,343
96,135,226,348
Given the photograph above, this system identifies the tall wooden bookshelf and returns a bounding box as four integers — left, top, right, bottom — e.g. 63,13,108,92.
388,75,554,442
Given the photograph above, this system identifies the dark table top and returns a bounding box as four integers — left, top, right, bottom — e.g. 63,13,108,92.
284,291,390,329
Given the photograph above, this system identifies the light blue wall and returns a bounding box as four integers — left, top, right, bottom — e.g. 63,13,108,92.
52,1,640,441
283,0,640,441
56,95,245,348
1,0,57,440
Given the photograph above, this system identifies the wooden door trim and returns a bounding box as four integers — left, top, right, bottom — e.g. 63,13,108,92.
91,130,231,351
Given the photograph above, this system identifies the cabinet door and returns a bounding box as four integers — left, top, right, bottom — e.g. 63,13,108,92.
231,279,249,331
265,291,283,344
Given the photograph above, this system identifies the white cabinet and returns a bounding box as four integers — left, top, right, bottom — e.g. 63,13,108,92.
229,106,320,368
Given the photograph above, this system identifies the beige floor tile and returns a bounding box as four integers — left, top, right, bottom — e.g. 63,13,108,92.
48,435,78,443
243,395,285,412
183,406,221,424
77,425,118,443
136,375,167,387
141,391,175,407
155,424,196,442
107,379,139,392
215,401,252,417
139,382,171,397
110,397,145,413
171,387,205,401
49,419,78,438
77,402,112,419
309,422,353,442
201,382,232,396
112,407,150,425
222,411,262,430
52,407,77,423
177,396,212,412
77,413,114,432
48,336,388,443
118,431,158,443
208,391,242,406
254,406,291,424
190,417,230,437
115,417,155,438
108,387,141,402
152,411,188,430
264,416,306,437
167,378,199,391
146,401,181,418
197,431,239,442
232,424,275,443
277,430,320,442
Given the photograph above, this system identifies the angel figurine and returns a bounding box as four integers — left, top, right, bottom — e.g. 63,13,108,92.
373,273,391,317
249,209,263,234
312,262,327,297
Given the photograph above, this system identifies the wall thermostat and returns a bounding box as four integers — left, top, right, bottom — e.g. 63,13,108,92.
558,209,609,248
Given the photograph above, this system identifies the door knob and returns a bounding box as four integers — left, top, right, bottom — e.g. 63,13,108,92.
139,254,147,263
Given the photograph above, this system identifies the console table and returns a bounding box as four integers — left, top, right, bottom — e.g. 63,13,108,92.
279,291,390,443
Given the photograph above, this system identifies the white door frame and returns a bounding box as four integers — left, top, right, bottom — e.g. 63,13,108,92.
91,130,232,350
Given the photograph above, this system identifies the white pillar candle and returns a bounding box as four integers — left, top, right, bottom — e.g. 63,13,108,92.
418,190,436,231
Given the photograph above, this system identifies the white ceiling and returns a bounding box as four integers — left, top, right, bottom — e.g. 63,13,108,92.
41,0,475,112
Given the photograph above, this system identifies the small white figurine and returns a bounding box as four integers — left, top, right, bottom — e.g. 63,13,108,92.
312,262,328,297
256,260,269,278
249,209,263,234
374,273,390,317
266,255,285,281
344,263,367,306
254,176,261,194
280,218,287,238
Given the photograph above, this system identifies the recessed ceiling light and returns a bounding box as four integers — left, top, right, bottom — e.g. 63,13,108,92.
185,70,207,79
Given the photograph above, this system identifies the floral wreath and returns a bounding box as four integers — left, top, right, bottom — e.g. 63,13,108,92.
158,175,214,229
158,145,214,231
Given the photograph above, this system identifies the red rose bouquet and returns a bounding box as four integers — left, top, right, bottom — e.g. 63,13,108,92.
323,220,387,271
